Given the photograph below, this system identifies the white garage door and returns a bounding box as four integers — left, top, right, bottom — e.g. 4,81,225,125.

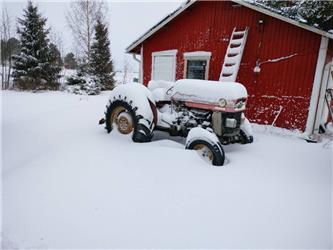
152,50,177,81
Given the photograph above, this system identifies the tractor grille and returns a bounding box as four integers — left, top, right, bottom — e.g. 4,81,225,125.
221,112,242,136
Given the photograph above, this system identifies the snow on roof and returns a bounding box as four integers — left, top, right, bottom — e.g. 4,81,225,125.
183,51,212,58
126,0,333,54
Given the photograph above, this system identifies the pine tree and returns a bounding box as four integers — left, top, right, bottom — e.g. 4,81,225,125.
44,43,62,87
298,1,333,31
90,18,115,90
254,0,333,32
49,43,63,68
64,52,77,69
12,1,61,90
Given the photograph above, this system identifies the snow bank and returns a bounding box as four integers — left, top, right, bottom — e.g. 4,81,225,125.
171,79,247,104
2,91,332,249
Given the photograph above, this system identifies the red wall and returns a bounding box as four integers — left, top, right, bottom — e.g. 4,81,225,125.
141,1,321,131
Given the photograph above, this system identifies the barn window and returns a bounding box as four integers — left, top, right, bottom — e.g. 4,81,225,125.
151,50,177,81
184,51,211,80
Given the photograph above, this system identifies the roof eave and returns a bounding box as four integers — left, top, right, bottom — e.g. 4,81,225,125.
126,0,333,54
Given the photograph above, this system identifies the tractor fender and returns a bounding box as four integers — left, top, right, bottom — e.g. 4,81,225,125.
107,83,157,129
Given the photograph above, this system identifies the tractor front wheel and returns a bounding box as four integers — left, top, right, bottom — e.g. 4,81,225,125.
186,139,225,166
185,128,225,166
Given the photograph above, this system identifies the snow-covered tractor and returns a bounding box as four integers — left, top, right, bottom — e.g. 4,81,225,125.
100,79,253,166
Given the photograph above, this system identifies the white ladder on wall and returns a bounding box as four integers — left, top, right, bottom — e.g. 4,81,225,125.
219,27,249,82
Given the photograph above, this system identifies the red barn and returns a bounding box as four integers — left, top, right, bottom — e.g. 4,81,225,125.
126,0,333,137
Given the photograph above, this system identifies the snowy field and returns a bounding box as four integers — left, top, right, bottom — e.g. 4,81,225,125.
1,90,332,249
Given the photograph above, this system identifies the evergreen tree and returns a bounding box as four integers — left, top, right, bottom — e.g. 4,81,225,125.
254,0,333,31
1,37,20,60
49,43,63,67
90,18,115,90
298,0,333,31
255,0,300,19
12,1,61,90
64,52,77,69
45,42,62,86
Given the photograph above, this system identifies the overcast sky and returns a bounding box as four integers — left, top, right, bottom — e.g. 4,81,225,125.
2,0,182,71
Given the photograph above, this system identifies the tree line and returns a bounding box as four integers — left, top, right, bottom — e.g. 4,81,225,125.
1,0,115,94
254,0,333,31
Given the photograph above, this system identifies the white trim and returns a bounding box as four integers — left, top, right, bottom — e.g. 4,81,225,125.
183,51,211,80
140,46,143,84
184,51,212,58
314,61,333,132
152,49,178,57
304,36,329,136
151,50,178,82
126,0,333,53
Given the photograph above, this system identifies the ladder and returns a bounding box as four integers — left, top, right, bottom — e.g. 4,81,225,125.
219,27,249,82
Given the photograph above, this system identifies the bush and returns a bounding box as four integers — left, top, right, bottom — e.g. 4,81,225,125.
15,77,59,91
64,72,101,95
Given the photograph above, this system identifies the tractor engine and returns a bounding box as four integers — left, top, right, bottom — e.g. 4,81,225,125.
149,79,253,145
173,102,211,131
173,101,243,142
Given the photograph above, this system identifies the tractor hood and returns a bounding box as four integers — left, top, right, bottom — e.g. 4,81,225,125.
170,79,248,105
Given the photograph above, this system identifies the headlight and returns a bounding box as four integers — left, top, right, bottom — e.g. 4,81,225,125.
218,98,227,107
235,98,246,109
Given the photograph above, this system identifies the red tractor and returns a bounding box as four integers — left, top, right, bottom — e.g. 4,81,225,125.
101,79,253,166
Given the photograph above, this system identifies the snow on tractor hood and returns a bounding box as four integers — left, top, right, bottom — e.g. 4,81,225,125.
171,79,248,104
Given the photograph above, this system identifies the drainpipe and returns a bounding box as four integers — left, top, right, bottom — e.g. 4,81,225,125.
304,36,329,138
132,53,140,63
132,53,142,84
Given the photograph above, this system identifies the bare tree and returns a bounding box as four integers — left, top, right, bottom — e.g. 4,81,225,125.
49,28,64,62
66,0,107,63
122,58,129,84
1,3,12,89
122,56,133,84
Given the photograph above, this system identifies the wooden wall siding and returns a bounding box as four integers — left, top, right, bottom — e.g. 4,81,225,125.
142,1,321,131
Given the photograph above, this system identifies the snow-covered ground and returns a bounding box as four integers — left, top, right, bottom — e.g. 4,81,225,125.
1,90,332,249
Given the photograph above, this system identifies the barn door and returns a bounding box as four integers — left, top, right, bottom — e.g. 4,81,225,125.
151,50,177,81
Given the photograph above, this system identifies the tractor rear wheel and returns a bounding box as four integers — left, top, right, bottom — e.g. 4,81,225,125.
105,99,153,143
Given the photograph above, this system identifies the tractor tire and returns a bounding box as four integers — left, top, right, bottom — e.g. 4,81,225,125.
240,129,254,144
105,98,153,143
186,139,225,166
239,117,253,144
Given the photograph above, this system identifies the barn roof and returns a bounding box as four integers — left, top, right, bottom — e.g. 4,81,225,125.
126,0,333,54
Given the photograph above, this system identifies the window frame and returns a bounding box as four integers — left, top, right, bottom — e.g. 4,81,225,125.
151,49,178,82
183,51,212,80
